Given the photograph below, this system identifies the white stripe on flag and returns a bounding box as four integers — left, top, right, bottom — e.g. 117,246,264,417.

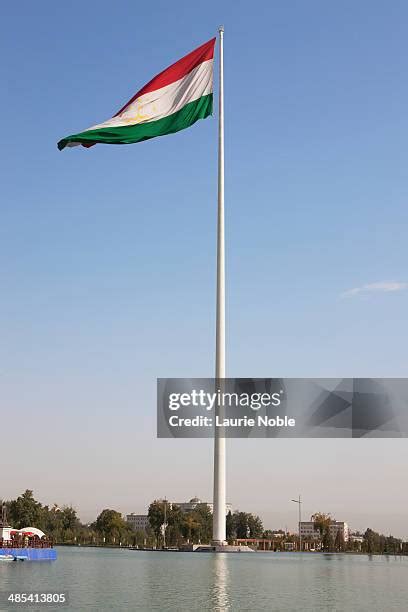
85,59,213,132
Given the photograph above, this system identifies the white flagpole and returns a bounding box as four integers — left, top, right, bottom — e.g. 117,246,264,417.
212,25,226,546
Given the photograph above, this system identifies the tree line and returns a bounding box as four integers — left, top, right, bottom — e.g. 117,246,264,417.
147,500,264,546
2,490,134,546
310,512,405,554
2,491,407,554
1,491,264,548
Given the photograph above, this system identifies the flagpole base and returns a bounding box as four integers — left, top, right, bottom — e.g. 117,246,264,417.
209,543,255,553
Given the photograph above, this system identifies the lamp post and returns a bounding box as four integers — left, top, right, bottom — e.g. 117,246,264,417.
291,495,302,552
163,499,167,549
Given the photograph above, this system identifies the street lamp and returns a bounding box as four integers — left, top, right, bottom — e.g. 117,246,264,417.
163,498,168,548
291,495,302,552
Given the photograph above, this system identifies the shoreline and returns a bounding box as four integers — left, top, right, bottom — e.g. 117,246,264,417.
54,543,407,557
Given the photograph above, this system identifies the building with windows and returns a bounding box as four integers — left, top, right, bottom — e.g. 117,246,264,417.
299,521,320,540
299,520,349,542
349,533,364,544
329,521,349,542
126,514,150,532
348,533,364,550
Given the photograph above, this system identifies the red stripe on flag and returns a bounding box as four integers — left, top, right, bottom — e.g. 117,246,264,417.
114,37,216,116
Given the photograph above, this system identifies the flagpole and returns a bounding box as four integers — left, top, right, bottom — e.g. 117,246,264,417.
212,25,226,546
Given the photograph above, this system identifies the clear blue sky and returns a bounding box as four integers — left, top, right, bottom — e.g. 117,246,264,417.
1,1,408,536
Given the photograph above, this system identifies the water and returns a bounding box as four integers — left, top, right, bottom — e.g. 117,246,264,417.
0,547,407,611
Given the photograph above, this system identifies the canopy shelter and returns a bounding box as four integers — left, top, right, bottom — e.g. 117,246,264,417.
10,527,46,539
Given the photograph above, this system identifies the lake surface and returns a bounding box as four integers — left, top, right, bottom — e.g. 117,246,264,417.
0,547,407,611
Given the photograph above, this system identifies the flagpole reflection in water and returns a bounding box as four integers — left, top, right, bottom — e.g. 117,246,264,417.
211,554,230,611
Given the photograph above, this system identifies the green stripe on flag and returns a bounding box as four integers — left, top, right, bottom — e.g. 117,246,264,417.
58,94,213,150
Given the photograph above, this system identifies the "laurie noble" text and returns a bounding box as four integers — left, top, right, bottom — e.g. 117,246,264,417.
168,415,296,427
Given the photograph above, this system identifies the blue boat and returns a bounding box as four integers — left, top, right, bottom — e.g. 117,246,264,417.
0,546,56,561
0,554,28,562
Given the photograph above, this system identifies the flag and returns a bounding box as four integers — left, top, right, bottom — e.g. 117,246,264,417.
58,38,215,151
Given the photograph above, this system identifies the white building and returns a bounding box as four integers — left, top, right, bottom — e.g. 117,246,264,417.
349,534,364,544
300,520,349,542
329,521,349,542
126,514,150,532
144,497,233,517
299,521,320,540
171,497,233,515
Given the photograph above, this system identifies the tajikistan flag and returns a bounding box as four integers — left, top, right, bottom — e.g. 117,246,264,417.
58,38,215,151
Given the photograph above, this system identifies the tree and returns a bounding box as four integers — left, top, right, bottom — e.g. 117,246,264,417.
93,509,132,544
41,504,81,543
182,514,200,542
7,490,44,529
165,505,184,546
334,529,345,552
234,512,250,539
147,500,187,546
132,529,147,547
230,512,263,539
363,528,385,554
5,491,86,545
60,506,79,531
190,504,212,543
148,501,166,540
311,513,332,538
247,514,263,538
361,528,402,555
323,528,334,552
226,511,235,541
